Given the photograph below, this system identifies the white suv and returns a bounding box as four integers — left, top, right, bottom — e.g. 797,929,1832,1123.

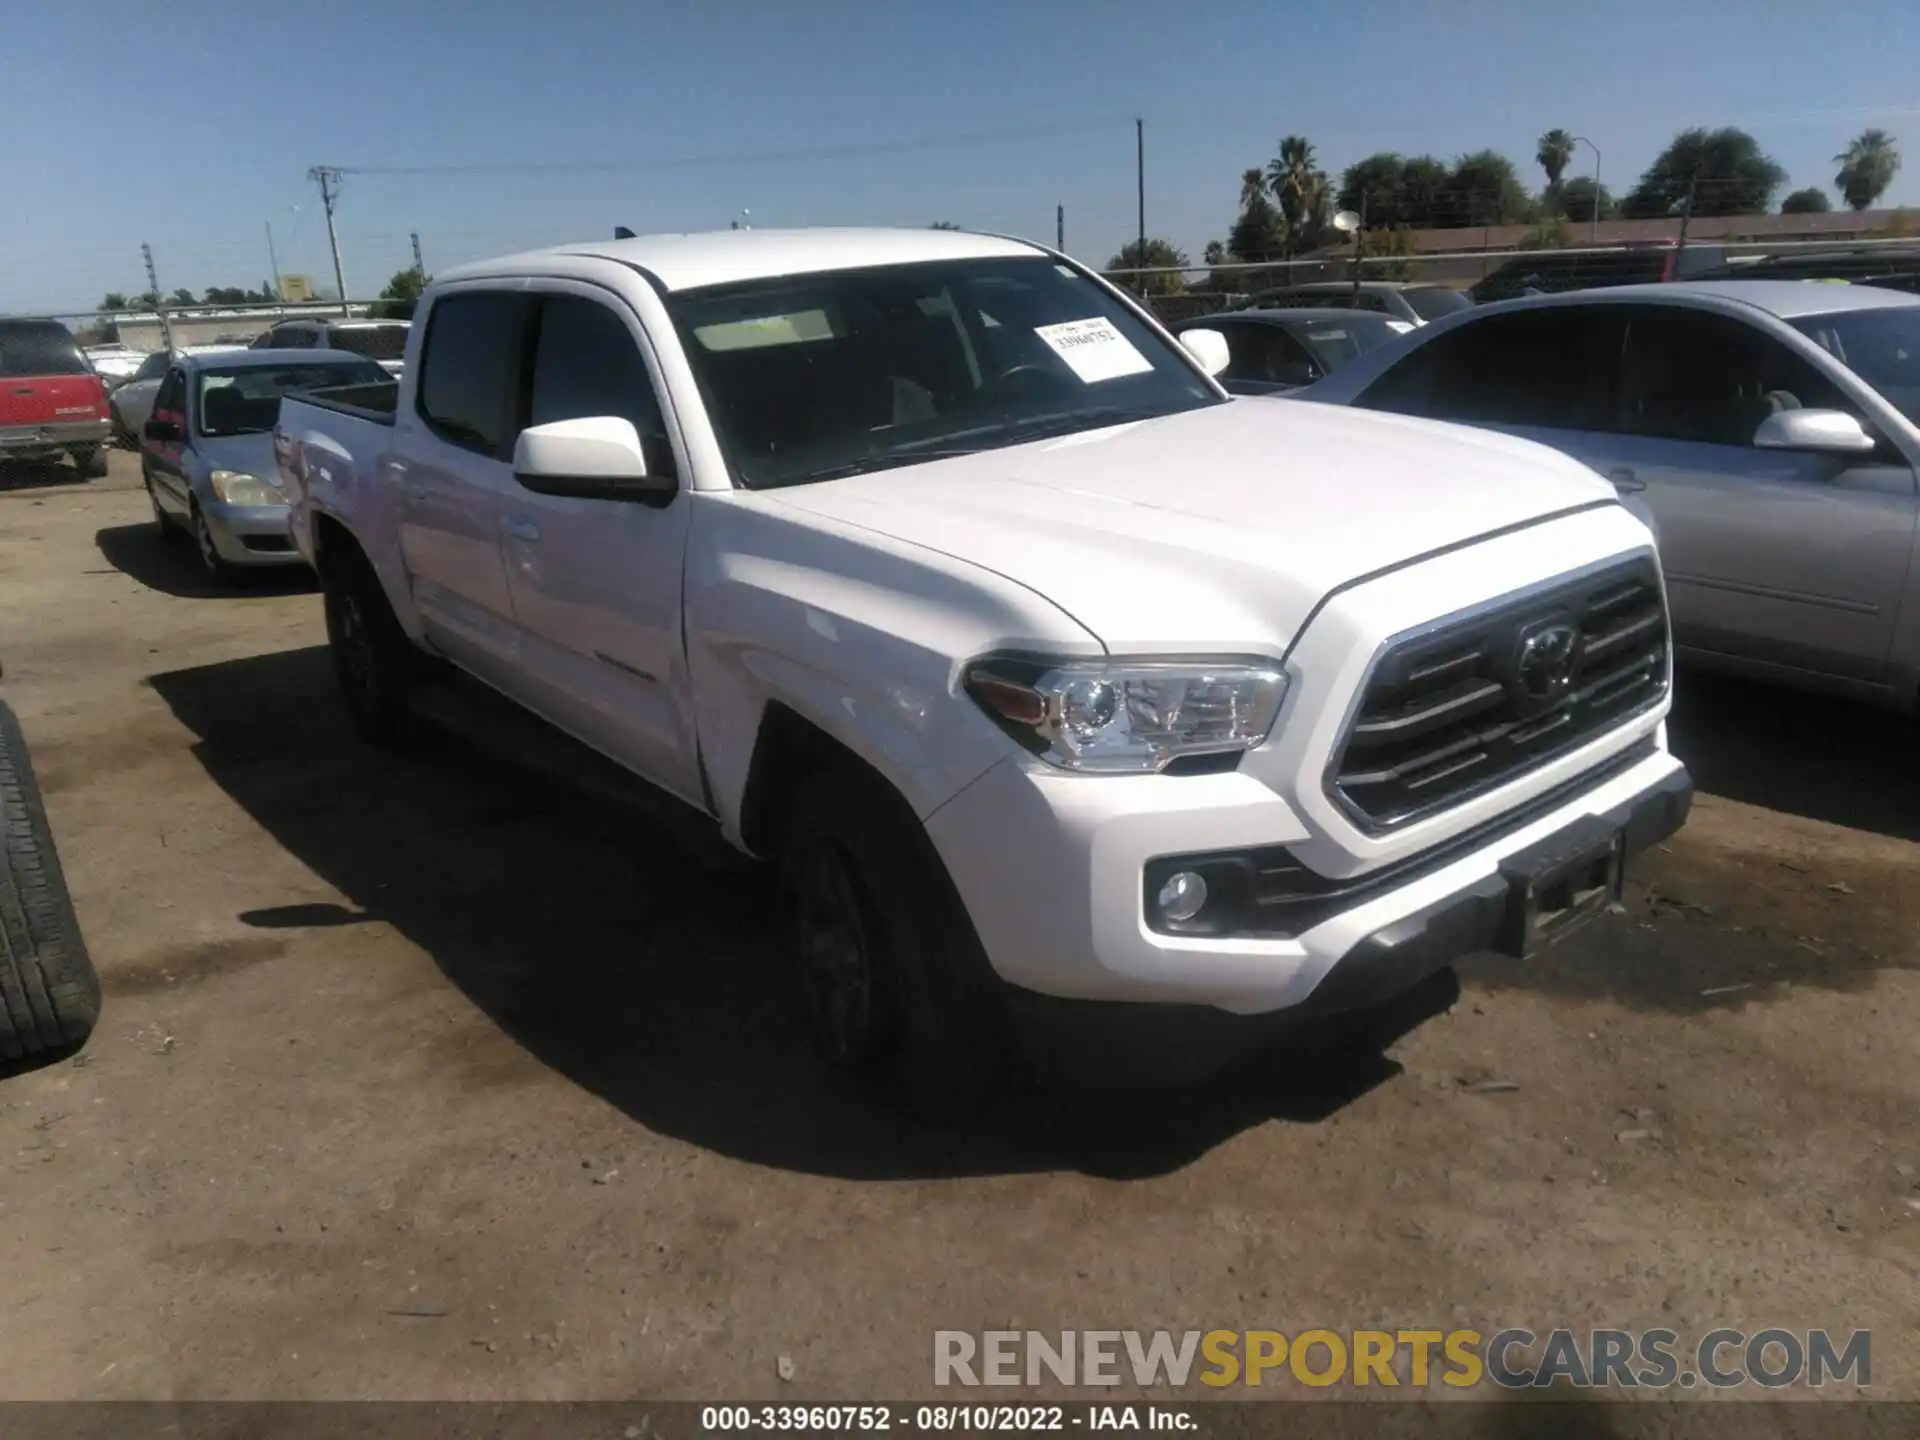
274,226,1692,1106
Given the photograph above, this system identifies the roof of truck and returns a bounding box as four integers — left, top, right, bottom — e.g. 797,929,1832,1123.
439,226,1049,293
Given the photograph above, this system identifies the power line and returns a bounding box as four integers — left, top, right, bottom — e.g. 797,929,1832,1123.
330,114,1132,177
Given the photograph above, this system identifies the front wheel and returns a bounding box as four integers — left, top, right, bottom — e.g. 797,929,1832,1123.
321,546,421,748
189,502,236,583
779,772,1012,1119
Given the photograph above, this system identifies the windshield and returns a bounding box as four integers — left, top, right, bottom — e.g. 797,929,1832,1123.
667,256,1222,489
1791,307,1920,422
1292,315,1406,370
0,321,88,377
327,324,409,362
195,360,389,437
1403,287,1473,321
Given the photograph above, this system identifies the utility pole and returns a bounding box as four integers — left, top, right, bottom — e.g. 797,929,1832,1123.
265,221,283,300
1351,192,1368,301
1056,204,1064,251
410,231,424,276
309,166,348,309
1572,135,1602,244
1135,116,1146,297
1674,171,1699,260
141,242,174,350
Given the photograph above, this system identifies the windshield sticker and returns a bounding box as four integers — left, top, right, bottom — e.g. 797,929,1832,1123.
1033,317,1153,383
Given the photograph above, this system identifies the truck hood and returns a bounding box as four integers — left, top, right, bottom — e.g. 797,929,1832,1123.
766,397,1621,654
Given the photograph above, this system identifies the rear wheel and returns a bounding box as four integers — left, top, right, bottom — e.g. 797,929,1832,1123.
778,771,1011,1119
321,544,422,748
0,701,101,1063
70,445,108,479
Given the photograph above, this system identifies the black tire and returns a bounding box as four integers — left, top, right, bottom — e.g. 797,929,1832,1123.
321,543,422,748
0,701,101,1063
70,445,109,479
779,770,1012,1120
189,502,237,584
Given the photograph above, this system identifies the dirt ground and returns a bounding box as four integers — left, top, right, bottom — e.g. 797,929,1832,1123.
0,450,1916,1403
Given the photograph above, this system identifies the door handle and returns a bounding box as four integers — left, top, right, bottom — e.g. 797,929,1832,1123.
501,516,541,543
1608,467,1647,494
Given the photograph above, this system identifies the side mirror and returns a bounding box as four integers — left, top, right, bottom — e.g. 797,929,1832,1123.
1178,328,1232,378
1753,408,1876,456
512,416,675,504
143,418,181,443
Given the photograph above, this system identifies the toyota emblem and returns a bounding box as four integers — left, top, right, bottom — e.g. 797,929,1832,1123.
1512,620,1581,711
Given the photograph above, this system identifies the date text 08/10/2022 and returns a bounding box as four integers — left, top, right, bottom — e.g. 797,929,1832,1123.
700,1405,1194,1432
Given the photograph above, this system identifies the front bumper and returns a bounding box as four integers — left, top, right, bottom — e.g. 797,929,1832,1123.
0,420,111,456
925,723,1689,1019
203,499,302,566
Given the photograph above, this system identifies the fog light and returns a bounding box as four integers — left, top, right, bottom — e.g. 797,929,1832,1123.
1157,870,1208,923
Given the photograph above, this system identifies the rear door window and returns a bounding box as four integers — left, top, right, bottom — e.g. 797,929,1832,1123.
0,322,88,377
1358,306,1628,431
416,293,523,456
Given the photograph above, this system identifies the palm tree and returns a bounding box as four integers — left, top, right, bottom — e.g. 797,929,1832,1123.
1834,129,1901,211
1536,129,1576,188
1265,136,1328,253
1239,168,1269,212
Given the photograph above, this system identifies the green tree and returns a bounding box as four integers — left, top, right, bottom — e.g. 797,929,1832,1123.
1105,238,1189,294
1266,135,1329,253
1622,127,1786,218
134,290,159,308
1834,129,1900,211
1228,168,1286,267
928,220,962,230
1397,156,1450,228
1337,153,1407,226
98,292,129,311
1522,213,1572,249
1781,187,1832,215
1543,176,1615,223
1536,129,1576,188
167,287,196,305
373,266,430,320
1439,151,1534,228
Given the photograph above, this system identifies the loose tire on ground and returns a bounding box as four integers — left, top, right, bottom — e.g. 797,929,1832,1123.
779,770,1014,1120
0,701,101,1064
320,542,422,748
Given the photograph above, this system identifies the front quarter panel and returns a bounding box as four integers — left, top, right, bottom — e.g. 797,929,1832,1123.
685,490,1104,848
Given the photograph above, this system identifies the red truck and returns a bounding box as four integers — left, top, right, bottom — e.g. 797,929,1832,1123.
0,320,112,477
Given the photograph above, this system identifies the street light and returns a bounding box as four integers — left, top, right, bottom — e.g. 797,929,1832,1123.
1571,135,1602,243
1332,209,1363,298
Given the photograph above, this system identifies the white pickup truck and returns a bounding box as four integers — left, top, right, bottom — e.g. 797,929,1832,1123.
274,226,1692,1104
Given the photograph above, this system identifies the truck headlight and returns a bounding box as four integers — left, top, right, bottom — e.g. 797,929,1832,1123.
964,658,1286,773
209,470,286,507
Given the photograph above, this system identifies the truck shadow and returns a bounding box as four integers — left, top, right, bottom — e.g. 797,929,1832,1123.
1664,667,1920,844
0,458,97,496
146,645,1433,1181
95,522,319,600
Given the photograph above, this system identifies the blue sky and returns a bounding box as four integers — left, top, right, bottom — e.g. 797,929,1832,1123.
5,0,1919,314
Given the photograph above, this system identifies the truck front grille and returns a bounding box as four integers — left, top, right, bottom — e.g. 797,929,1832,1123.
1329,556,1668,831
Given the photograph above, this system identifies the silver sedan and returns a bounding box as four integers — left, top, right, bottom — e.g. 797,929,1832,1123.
1300,281,1920,711
140,349,390,582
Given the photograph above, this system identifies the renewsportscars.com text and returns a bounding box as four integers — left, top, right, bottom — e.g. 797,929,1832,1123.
933,1328,1871,1391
